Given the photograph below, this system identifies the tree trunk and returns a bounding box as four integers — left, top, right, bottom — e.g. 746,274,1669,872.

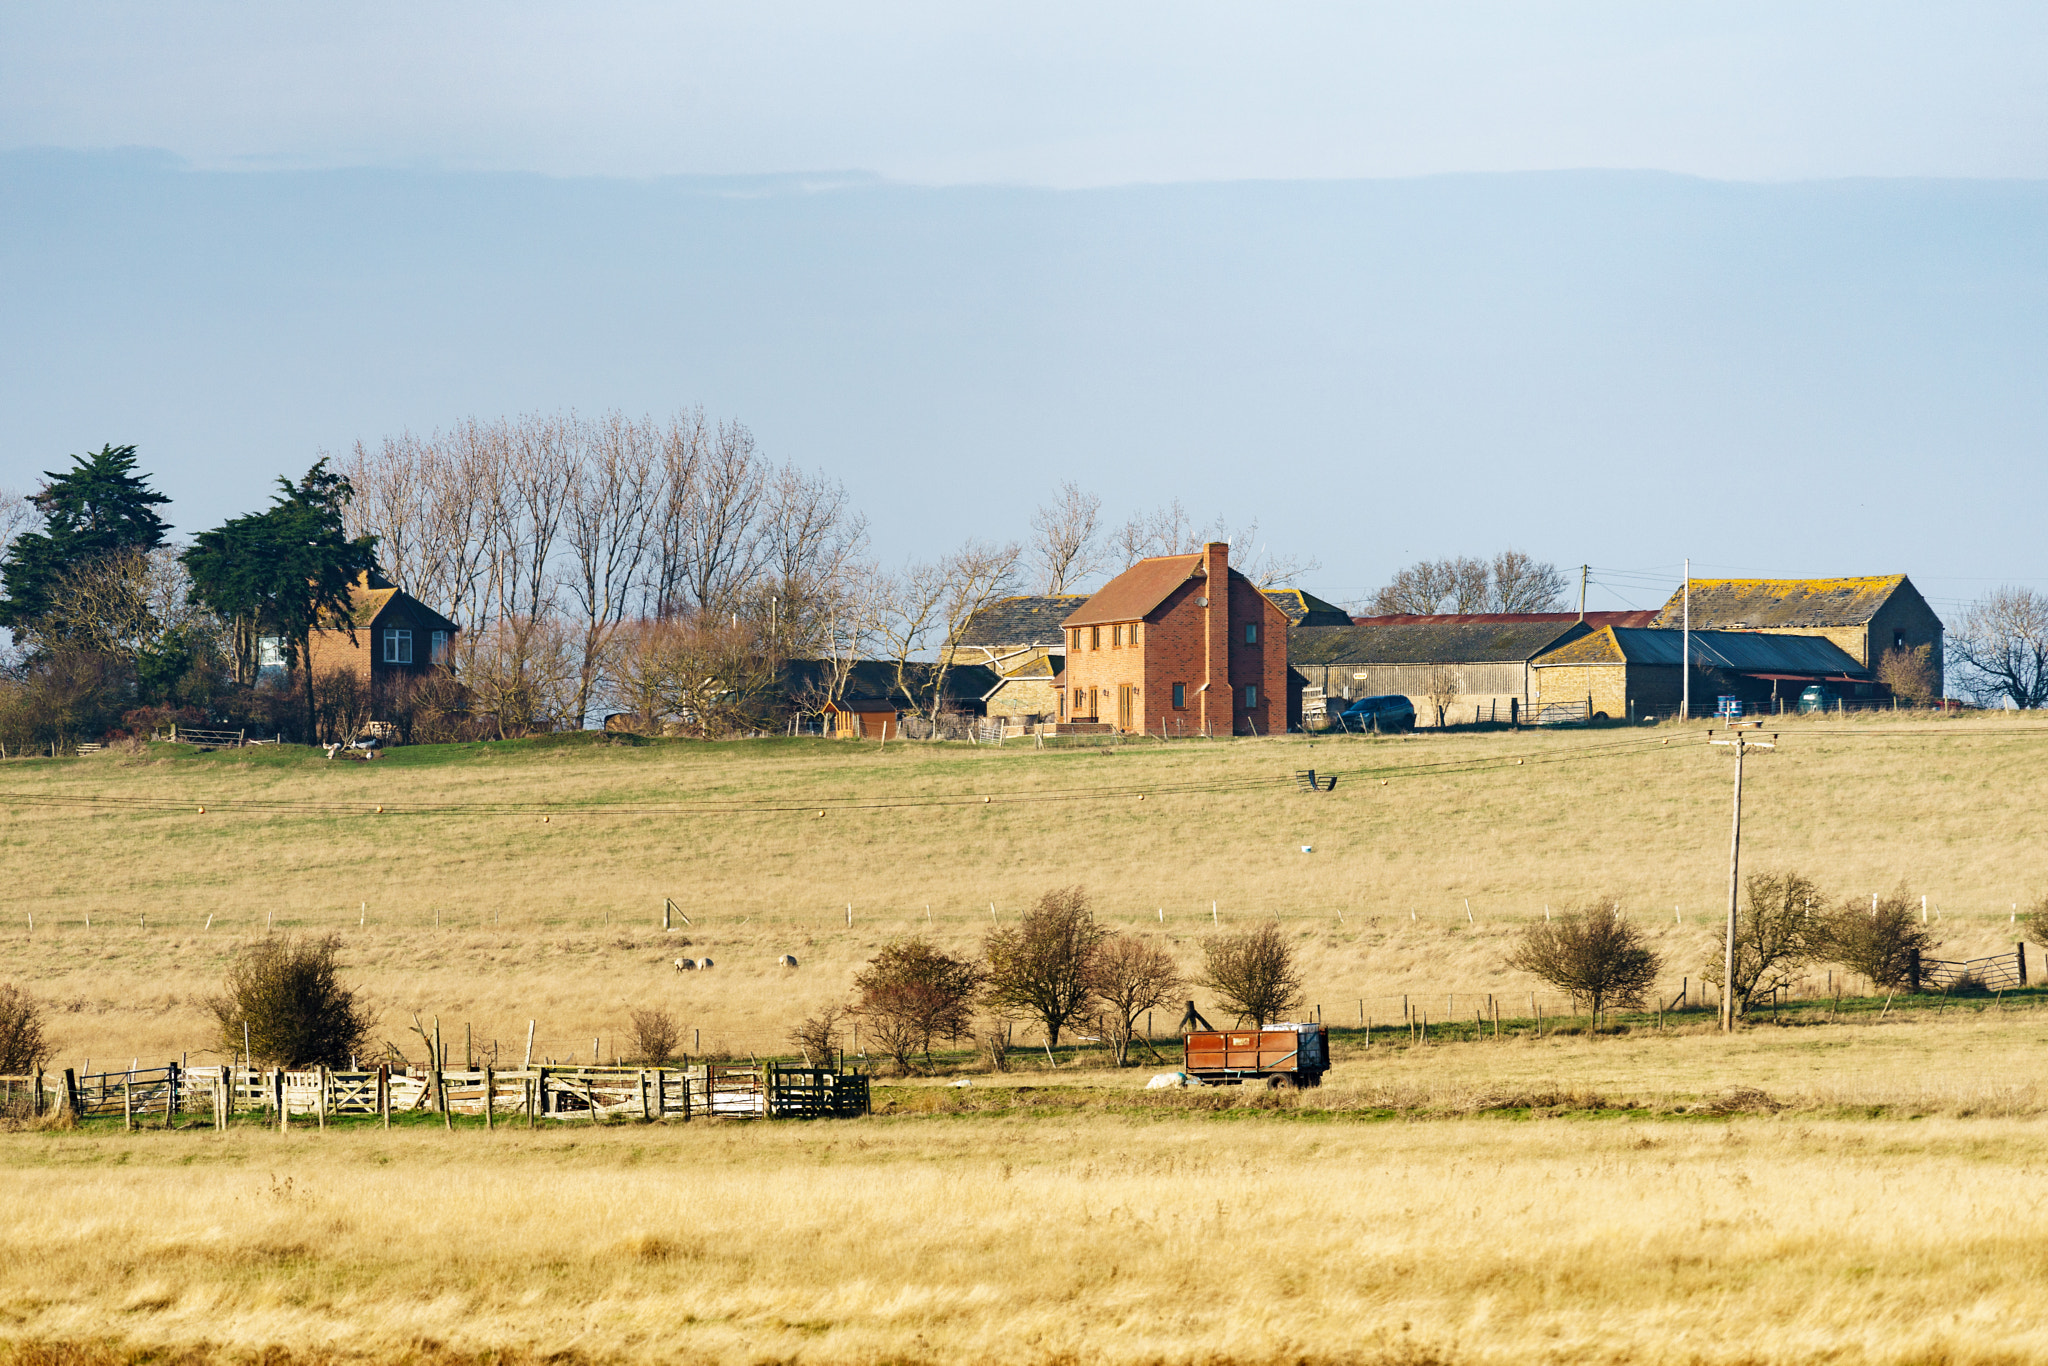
300,628,317,743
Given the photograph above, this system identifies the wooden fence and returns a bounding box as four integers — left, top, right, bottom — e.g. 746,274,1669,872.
2,1061,867,1126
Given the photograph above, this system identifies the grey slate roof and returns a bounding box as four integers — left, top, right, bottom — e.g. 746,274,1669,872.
1263,588,1353,628
1535,627,1865,676
1289,620,1590,667
953,595,1091,648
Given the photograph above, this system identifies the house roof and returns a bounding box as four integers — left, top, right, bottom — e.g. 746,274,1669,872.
326,574,460,633
1648,576,1912,630
780,659,998,706
1263,588,1352,628
953,595,1091,648
994,649,1060,681
1063,553,1205,628
1535,627,1866,675
1289,620,1590,667
1350,610,1658,628
824,697,900,714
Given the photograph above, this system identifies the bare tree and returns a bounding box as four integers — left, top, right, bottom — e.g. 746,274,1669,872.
1423,664,1460,727
1197,517,1321,588
627,1007,682,1064
646,407,708,620
0,489,39,565
1089,934,1182,1067
1951,587,2047,709
1196,922,1303,1027
1365,560,1459,614
1876,644,1938,705
850,938,983,1074
609,611,782,737
41,546,214,662
759,462,869,656
1029,482,1104,593
460,614,581,738
876,560,949,710
0,982,52,1076
1507,900,1660,1019
562,412,656,727
983,886,1109,1053
1819,884,1940,992
1489,550,1567,612
679,420,769,617
925,540,1023,721
1112,500,1196,569
786,1004,847,1067
1699,871,1827,1017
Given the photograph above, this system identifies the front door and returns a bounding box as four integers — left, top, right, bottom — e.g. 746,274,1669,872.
1117,684,1133,732
1087,686,1098,719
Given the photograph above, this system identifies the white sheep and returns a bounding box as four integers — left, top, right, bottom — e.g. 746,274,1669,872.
695,957,715,970
777,954,799,968
673,958,695,973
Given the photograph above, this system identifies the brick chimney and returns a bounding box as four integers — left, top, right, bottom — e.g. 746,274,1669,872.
1200,541,1230,738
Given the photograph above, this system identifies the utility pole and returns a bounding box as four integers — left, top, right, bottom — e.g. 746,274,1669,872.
1577,565,1589,622
1710,726,1775,1032
1682,558,1691,721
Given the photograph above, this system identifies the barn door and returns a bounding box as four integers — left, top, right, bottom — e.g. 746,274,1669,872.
1117,684,1133,732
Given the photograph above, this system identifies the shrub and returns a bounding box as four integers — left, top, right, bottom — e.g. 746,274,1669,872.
1507,900,1661,1019
1197,921,1303,1027
0,983,52,1073
850,938,982,1074
983,886,1108,1051
1820,884,1940,991
207,935,372,1068
627,1007,682,1064
786,1005,846,1068
1700,871,1827,1017
1089,933,1182,1066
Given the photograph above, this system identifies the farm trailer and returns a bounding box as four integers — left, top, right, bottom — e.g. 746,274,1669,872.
1182,1022,1330,1088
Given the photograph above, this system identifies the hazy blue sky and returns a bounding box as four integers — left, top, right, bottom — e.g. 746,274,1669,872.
3,4,2045,614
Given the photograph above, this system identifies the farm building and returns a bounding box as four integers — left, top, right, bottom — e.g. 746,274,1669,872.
1061,542,1289,737
1288,616,1609,726
779,659,999,731
943,595,1087,667
1649,575,1943,695
820,697,902,740
975,648,1066,730
1262,588,1353,629
1530,626,1871,719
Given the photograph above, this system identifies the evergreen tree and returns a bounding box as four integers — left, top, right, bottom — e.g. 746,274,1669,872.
184,460,379,742
0,444,171,640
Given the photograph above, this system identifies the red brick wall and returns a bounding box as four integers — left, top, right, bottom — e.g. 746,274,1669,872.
1063,543,1288,737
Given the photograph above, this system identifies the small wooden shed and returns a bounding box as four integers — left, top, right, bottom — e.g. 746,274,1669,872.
821,697,900,740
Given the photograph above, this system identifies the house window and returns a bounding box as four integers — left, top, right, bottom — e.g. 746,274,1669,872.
383,628,413,664
1244,623,1258,644
1894,629,1907,650
1172,682,1186,709
256,636,285,669
430,630,449,665
1073,688,1084,712
1129,622,1140,646
1243,684,1257,709
1112,624,1122,648
1091,626,1101,650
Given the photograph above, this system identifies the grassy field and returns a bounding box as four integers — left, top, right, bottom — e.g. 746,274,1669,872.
2,711,2045,1065
12,1012,2048,1364
8,714,2048,1364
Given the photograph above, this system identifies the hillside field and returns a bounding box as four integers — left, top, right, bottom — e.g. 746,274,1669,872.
1,710,2043,1067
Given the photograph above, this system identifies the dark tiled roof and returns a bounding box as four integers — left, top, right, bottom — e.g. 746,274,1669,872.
325,575,460,633
1263,588,1352,628
1064,554,1204,628
1649,577,1911,630
1289,620,1590,667
1350,611,1657,628
780,659,997,705
1535,627,1866,676
953,596,1091,648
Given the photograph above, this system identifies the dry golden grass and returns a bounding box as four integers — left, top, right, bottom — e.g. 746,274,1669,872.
7,1102,2048,1365
3,712,2045,1065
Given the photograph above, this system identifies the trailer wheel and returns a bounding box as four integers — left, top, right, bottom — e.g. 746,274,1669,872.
1264,1074,1296,1090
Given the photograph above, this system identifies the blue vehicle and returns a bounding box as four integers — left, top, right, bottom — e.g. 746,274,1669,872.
1338,694,1416,733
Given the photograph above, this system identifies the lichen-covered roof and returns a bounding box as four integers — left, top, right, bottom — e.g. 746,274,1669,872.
1350,611,1657,628
1535,627,1865,675
322,574,460,633
1262,588,1352,628
995,649,1060,681
1288,620,1589,667
1649,576,1910,630
953,595,1091,647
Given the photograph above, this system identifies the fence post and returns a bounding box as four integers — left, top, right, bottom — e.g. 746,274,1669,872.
124,1075,133,1131
2019,942,2028,987
277,1071,287,1134
379,1064,390,1129
1909,949,1922,994
484,1067,494,1131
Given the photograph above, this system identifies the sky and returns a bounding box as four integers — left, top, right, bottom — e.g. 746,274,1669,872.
3,3,2046,616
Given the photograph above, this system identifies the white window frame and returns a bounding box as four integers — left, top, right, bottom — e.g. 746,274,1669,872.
430,629,449,664
384,628,413,664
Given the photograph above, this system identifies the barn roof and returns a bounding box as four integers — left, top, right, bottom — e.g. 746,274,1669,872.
1350,610,1657,628
1289,619,1589,667
1262,588,1352,628
1535,627,1866,675
953,595,1090,648
1649,576,1912,630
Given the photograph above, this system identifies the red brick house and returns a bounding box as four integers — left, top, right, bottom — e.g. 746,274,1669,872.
1060,542,1288,737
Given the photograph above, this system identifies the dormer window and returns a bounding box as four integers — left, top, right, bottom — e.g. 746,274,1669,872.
383,628,413,664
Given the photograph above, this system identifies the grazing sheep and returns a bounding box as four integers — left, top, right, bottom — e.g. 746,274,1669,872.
673,958,695,972
1146,1072,1192,1090
695,957,714,970
777,954,799,968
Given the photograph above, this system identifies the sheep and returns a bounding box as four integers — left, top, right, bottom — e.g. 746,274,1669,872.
695,957,715,970
673,958,695,973
777,954,799,968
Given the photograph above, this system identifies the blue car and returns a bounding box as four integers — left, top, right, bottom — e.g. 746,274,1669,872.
1338,695,1416,733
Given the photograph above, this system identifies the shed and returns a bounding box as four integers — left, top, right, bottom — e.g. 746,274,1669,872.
1649,575,1943,694
1531,626,1870,719
821,697,901,740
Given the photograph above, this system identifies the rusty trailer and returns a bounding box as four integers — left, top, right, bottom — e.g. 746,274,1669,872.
1182,1022,1329,1088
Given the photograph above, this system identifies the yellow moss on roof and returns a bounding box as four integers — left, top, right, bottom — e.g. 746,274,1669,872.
1650,575,1908,630
1530,627,1625,665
